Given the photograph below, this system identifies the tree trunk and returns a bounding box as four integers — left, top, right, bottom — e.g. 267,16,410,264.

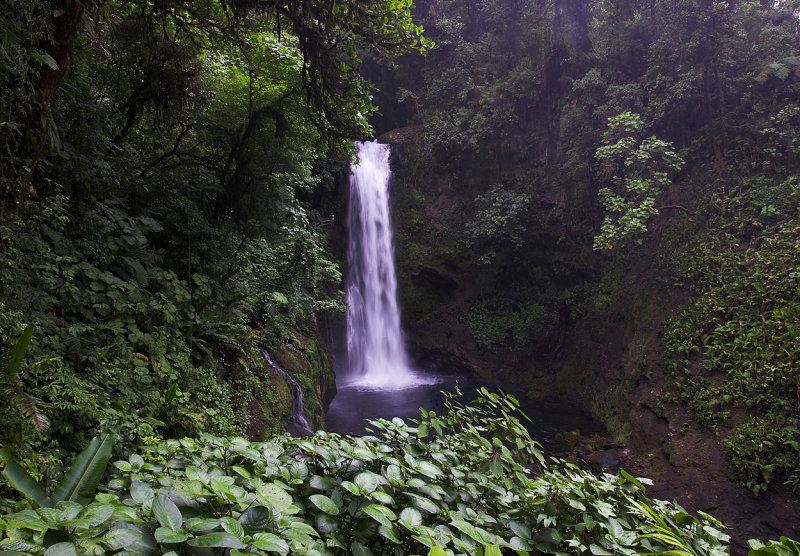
25,0,85,151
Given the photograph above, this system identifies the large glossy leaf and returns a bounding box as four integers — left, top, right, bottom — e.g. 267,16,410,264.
42,542,77,556
153,493,182,532
239,506,271,534
5,324,34,377
252,532,290,554
52,435,113,505
1,459,51,507
154,527,189,544
309,494,339,515
187,532,245,549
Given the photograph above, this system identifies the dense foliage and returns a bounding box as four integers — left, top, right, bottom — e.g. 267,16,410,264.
0,0,428,489
382,0,800,501
1,392,740,555
661,103,800,495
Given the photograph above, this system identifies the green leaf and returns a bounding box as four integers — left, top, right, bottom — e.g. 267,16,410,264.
152,493,183,532
484,546,503,556
2,459,51,507
43,542,77,556
255,482,293,513
620,469,646,493
187,532,245,549
350,541,374,556
239,506,271,534
362,504,396,528
451,519,486,543
251,532,290,554
154,527,189,544
221,516,245,539
101,527,147,551
379,524,402,544
428,548,448,556
184,517,220,532
80,503,115,527
416,460,442,478
354,472,379,493
309,494,340,515
52,434,113,505
399,507,423,530
6,324,34,376
130,480,154,505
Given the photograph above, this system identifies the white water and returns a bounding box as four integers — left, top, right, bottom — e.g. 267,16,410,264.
261,349,312,435
345,141,431,390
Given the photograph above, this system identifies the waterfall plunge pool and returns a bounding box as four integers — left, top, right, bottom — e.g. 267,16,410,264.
324,373,603,447
329,140,602,445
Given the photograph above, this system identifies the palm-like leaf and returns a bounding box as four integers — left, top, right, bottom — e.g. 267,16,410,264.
51,434,113,505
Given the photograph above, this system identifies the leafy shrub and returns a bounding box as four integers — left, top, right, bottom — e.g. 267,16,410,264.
0,391,734,555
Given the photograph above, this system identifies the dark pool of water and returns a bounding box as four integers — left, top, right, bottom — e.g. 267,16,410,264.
324,373,603,445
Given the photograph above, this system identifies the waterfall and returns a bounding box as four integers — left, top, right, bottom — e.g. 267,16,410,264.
344,141,429,390
260,349,312,436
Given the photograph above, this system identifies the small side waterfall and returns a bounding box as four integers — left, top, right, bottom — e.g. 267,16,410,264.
261,349,312,436
344,141,429,390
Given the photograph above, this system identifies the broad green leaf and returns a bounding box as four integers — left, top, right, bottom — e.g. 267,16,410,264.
354,472,379,493
484,545,503,556
130,480,154,505
254,482,293,513
400,507,423,530
52,435,113,505
309,494,339,515
451,519,486,543
152,493,182,532
184,517,221,532
154,527,189,543
221,516,245,539
43,542,77,556
2,460,51,508
101,527,145,551
362,504,396,528
315,512,339,534
350,541,374,556
427,548,448,556
239,506,271,534
79,503,115,527
383,464,403,484
252,532,290,554
6,324,34,376
6,512,50,531
379,524,402,544
370,490,394,505
187,532,245,549
416,460,442,478
309,475,334,490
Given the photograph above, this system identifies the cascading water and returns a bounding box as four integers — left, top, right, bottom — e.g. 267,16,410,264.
344,141,429,390
260,349,312,436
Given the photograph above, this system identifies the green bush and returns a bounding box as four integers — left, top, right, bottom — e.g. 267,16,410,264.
0,391,735,555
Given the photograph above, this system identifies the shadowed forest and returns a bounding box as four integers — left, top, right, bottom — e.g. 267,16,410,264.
1,0,799,554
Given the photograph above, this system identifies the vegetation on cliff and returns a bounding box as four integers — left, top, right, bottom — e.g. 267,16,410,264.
379,0,800,508
0,0,427,489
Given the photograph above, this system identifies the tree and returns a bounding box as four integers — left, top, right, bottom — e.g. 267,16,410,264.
593,112,684,250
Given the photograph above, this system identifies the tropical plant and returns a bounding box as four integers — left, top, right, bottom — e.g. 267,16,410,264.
1,325,51,434
593,112,685,250
1,434,113,509
0,391,738,555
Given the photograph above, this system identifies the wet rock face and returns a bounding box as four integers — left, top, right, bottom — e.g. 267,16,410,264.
410,266,459,300
247,328,336,439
